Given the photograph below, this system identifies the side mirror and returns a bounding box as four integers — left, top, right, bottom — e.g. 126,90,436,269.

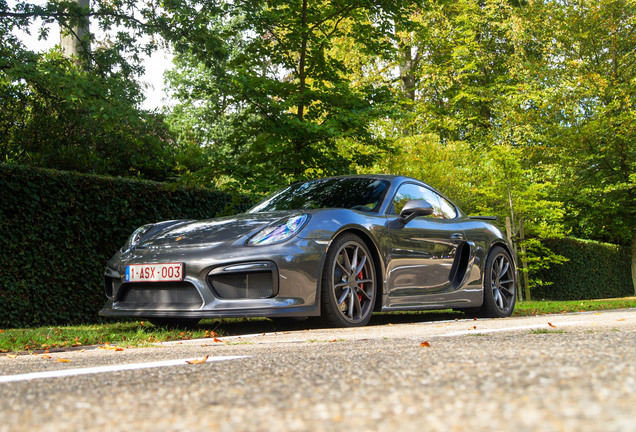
399,200,434,224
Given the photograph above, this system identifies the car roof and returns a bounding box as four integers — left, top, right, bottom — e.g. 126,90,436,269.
307,173,420,183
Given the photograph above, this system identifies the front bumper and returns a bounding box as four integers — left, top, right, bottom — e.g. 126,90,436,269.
99,236,328,319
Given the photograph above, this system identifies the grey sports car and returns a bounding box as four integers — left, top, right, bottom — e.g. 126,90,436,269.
99,175,517,327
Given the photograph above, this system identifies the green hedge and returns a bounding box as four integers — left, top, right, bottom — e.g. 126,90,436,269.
0,164,250,328
533,237,633,300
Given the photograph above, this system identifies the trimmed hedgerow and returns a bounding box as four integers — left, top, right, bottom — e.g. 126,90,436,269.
0,164,250,328
532,237,633,300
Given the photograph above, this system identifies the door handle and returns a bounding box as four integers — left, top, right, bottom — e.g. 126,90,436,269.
450,233,464,244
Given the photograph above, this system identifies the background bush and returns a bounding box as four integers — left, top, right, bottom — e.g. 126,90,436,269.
0,164,250,328
533,237,633,300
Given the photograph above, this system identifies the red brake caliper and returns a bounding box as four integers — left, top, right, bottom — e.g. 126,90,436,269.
357,271,364,301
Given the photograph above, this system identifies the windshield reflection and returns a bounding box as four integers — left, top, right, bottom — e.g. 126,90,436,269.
248,178,390,213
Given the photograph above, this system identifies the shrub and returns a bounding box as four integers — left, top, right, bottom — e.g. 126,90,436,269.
532,237,633,300
0,164,250,328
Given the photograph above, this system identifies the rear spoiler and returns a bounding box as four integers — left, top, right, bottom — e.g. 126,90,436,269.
469,216,498,221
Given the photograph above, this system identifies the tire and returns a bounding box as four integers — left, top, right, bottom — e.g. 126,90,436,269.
149,318,200,329
479,246,517,318
320,233,377,327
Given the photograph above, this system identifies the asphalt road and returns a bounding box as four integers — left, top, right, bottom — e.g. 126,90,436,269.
1,310,635,432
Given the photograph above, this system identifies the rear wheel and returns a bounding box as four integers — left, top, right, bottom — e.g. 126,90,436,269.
479,246,516,318
320,234,376,327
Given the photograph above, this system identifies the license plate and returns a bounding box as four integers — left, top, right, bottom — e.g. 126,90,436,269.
125,263,184,282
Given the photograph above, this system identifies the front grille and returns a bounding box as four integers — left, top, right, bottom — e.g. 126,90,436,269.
209,271,275,299
114,282,203,310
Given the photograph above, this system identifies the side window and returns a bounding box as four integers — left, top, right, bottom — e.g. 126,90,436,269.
392,183,457,219
437,196,458,219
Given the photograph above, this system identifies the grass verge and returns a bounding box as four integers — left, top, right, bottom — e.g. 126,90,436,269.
514,297,636,316
1,298,634,353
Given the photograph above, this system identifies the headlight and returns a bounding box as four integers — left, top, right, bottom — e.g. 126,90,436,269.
121,224,153,252
247,214,310,246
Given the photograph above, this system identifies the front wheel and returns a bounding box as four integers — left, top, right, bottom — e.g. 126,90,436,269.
479,246,516,318
320,234,377,328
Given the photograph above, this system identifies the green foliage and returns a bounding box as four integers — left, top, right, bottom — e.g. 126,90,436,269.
0,50,180,180
163,0,423,193
0,164,248,328
533,238,633,301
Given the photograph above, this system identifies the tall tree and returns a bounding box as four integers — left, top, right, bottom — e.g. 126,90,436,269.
526,0,636,293
163,0,423,192
0,0,185,180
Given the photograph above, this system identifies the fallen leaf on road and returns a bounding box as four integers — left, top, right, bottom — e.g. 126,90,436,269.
213,338,222,343
79,349,86,353
39,355,52,359
186,355,209,365
328,339,338,343
100,344,122,351
56,359,71,363
469,326,477,330
548,322,556,328
6,354,17,358
420,341,431,347
617,319,626,322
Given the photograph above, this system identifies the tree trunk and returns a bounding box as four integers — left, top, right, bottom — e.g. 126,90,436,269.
60,0,90,60
632,229,636,295
399,43,416,102
291,0,308,178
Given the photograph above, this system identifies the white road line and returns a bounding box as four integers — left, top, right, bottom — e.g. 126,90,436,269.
437,321,589,337
0,356,248,384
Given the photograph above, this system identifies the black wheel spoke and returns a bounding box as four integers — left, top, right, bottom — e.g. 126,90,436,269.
355,255,367,275
500,284,515,297
337,287,351,305
336,260,349,276
351,246,359,272
341,250,352,274
347,290,355,318
498,261,510,280
352,290,362,318
356,286,372,301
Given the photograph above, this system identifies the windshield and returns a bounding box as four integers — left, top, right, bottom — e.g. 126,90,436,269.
247,178,390,213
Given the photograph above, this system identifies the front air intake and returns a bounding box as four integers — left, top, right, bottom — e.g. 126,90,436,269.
207,261,278,299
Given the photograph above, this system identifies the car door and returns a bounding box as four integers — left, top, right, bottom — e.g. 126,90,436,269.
385,183,465,304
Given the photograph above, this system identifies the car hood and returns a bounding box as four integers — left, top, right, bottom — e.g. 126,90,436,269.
136,211,299,249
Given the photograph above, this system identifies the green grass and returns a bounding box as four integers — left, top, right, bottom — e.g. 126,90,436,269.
513,297,636,316
1,298,634,353
0,321,227,353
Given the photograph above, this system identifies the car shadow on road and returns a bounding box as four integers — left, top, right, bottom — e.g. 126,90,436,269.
199,310,467,337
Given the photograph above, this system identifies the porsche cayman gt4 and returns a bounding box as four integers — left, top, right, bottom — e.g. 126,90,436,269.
99,175,517,327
